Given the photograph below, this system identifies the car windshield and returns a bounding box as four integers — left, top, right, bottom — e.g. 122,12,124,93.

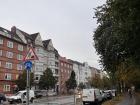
15,92,22,96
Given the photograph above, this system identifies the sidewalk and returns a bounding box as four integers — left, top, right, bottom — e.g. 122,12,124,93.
117,93,140,105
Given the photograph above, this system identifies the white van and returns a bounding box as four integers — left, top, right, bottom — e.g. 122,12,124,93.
82,88,102,105
7,90,35,104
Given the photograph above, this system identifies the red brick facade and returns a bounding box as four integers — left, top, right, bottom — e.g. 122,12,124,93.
0,35,27,94
59,57,73,94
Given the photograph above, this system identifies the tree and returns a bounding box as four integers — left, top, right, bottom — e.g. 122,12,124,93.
78,82,86,89
39,68,57,90
89,76,102,88
15,70,34,90
65,71,77,92
93,0,140,89
89,76,111,89
94,0,140,70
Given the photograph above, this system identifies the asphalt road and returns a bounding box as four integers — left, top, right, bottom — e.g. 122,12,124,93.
33,95,81,105
1,95,82,105
117,93,140,105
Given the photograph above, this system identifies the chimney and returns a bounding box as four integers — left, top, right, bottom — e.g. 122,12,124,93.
11,26,16,34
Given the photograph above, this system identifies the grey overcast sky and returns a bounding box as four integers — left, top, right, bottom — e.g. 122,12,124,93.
0,0,106,69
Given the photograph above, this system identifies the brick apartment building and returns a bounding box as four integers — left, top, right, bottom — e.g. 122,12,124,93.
0,27,27,94
59,56,73,94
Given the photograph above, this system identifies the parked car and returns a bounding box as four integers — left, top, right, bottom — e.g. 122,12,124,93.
111,89,117,97
34,90,47,98
7,90,35,104
82,88,102,105
47,91,57,96
0,93,6,104
34,90,43,98
100,90,108,101
104,90,113,99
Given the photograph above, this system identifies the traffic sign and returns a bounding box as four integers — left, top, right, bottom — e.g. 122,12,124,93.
24,61,32,70
23,47,38,61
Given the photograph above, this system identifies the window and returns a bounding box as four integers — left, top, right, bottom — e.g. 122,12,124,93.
61,62,63,66
18,44,23,51
17,54,23,60
16,74,19,79
0,61,1,67
6,51,13,58
55,69,58,74
35,75,40,81
5,62,12,69
36,66,43,71
0,37,3,44
0,50,2,56
5,73,12,80
7,41,13,48
3,85,10,92
17,64,23,70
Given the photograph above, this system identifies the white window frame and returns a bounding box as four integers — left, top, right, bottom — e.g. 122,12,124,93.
17,54,23,60
0,37,3,44
6,51,13,58
7,41,13,48
17,64,23,70
35,74,40,81
0,50,2,56
5,62,12,69
3,85,10,92
36,65,43,71
16,74,19,79
5,73,12,80
18,44,23,51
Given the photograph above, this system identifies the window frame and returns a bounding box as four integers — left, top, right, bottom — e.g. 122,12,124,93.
0,37,3,44
18,44,23,51
5,62,12,69
7,41,13,48
3,85,10,92
6,51,13,58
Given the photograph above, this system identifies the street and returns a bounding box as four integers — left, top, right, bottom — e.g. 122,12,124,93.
1,95,82,105
33,95,77,105
117,93,140,105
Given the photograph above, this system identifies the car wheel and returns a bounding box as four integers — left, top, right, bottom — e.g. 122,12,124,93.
17,99,22,103
30,98,34,103
9,101,13,104
95,99,99,105
83,101,86,105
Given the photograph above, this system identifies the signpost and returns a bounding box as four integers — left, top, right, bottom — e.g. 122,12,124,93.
23,46,38,105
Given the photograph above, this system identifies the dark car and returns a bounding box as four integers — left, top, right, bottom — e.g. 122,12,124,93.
34,90,43,98
34,90,47,98
104,90,113,99
0,93,6,103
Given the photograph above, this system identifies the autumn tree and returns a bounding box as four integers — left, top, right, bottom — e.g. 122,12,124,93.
93,0,140,90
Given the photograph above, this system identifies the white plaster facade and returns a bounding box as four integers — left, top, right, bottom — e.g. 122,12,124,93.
33,34,48,83
71,61,92,85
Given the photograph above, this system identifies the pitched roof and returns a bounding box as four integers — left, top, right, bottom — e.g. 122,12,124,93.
0,27,23,43
16,28,32,40
42,39,51,48
30,33,39,41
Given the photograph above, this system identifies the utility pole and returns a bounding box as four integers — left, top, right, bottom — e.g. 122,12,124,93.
26,69,30,105
23,42,38,105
